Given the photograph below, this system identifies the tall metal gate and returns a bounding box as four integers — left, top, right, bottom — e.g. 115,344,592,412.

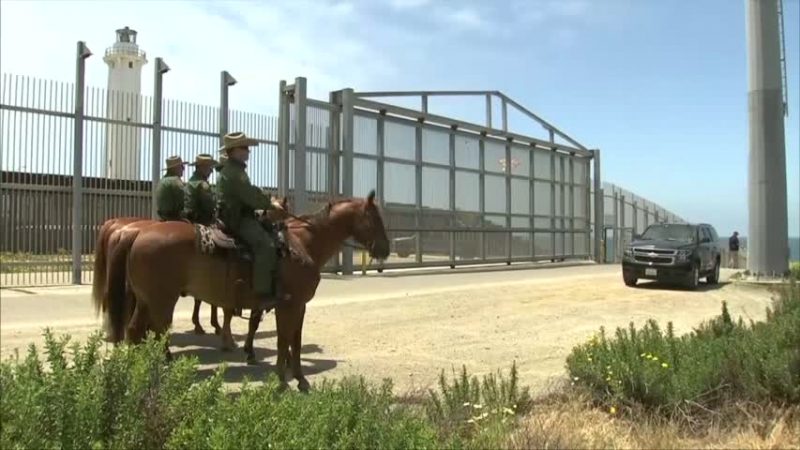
278,81,599,275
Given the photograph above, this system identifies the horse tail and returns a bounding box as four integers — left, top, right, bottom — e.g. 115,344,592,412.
106,227,140,344
92,218,118,316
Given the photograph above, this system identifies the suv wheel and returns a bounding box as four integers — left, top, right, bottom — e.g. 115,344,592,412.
707,259,720,285
686,263,700,290
623,273,638,287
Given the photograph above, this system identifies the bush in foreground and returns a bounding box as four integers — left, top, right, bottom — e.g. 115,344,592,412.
566,281,800,413
0,330,530,450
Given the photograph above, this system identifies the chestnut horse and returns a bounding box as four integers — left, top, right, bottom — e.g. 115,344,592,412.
103,191,390,390
93,196,291,344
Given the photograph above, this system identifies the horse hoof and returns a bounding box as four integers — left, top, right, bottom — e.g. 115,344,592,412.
213,327,222,336
193,326,206,335
297,378,311,393
246,355,258,366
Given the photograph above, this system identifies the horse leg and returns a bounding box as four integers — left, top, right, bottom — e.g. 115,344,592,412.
274,306,293,388
126,301,148,345
192,298,205,334
210,305,222,336
143,293,180,362
244,307,264,365
220,308,238,352
290,304,309,392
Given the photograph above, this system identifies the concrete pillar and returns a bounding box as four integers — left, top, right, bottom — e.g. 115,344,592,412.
746,0,789,276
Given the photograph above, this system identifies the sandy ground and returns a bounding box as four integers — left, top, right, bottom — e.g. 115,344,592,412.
0,263,776,393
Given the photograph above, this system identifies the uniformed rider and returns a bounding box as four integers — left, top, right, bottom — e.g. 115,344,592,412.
184,153,218,226
155,155,188,221
216,132,289,310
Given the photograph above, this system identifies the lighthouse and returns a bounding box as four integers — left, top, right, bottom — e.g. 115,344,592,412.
103,26,147,180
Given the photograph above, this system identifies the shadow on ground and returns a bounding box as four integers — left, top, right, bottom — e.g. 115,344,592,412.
169,331,338,384
634,280,730,292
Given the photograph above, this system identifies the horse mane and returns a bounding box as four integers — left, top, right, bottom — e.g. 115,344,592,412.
292,198,363,226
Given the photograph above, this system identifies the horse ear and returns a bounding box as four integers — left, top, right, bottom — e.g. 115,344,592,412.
367,190,376,206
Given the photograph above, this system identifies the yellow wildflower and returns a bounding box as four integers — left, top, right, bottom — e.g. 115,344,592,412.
653,356,659,361
661,362,669,368
640,353,646,357
609,406,617,414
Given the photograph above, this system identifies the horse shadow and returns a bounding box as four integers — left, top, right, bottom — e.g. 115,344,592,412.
169,331,337,384
169,329,277,349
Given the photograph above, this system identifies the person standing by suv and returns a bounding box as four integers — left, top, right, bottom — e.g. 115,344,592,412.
729,231,740,269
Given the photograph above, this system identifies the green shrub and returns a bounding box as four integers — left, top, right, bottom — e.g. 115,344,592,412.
791,261,800,281
565,282,800,413
0,331,440,450
425,362,532,448
1,329,536,449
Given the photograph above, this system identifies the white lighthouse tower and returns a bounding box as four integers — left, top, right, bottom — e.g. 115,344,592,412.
103,26,147,179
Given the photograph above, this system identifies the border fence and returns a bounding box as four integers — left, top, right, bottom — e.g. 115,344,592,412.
1,40,685,287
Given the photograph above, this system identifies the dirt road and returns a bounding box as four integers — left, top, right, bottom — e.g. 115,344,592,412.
0,263,775,393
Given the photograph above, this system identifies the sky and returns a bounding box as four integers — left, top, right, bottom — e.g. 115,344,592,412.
0,0,798,239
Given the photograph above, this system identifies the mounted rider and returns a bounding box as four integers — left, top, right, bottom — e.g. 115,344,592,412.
216,132,290,310
184,153,219,226
155,155,188,221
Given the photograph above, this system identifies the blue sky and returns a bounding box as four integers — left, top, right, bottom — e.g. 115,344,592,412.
1,0,798,238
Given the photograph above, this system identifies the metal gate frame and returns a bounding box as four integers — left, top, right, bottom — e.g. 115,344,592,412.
277,78,604,275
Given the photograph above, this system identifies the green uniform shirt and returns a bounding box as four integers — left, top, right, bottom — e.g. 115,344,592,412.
184,172,217,225
155,175,186,221
216,159,272,231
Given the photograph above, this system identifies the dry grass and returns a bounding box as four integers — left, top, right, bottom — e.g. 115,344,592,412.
505,386,799,450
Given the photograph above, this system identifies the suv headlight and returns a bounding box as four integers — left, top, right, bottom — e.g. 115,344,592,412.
675,250,691,261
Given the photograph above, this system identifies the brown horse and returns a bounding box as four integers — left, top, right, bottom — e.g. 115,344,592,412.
91,216,146,315
94,196,290,344
104,191,390,390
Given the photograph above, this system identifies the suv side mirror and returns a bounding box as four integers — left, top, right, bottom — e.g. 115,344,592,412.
633,234,641,241
700,237,711,244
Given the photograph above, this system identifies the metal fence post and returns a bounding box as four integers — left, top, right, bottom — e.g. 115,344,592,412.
71,41,91,285
549,130,556,260
414,118,423,265
504,138,512,263
619,194,626,257
592,149,603,263
151,57,169,219
340,88,355,275
294,77,308,214
278,81,290,198
449,126,456,268
219,70,236,143
376,112,386,206
612,190,619,262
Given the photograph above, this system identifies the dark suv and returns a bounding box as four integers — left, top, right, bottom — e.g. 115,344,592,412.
621,223,721,290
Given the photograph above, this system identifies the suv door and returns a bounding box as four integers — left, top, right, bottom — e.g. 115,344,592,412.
699,227,713,271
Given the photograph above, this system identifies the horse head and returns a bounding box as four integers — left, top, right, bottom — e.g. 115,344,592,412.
332,190,390,261
265,195,290,222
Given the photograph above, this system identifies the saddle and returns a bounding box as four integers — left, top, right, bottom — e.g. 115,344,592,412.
194,220,292,263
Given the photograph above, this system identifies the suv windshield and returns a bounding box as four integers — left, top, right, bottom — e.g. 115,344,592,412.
640,224,695,242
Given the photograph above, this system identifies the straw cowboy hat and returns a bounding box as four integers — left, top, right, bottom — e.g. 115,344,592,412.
219,131,259,153
164,155,188,171
189,153,218,167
